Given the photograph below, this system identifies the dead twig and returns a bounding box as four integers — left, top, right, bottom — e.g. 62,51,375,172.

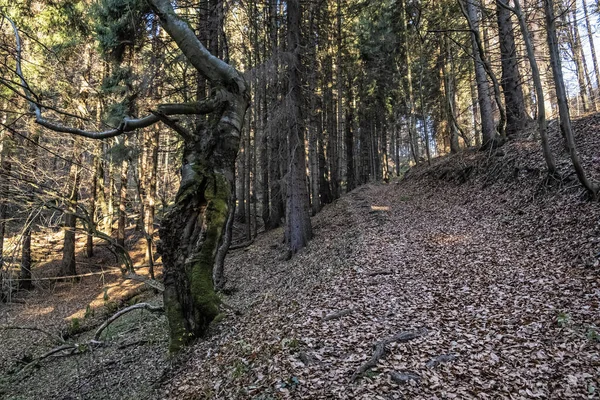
1,325,66,344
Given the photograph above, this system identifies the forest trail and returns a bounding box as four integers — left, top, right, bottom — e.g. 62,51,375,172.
3,123,600,399
165,164,600,399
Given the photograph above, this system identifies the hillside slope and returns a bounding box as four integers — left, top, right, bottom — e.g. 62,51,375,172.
159,115,600,399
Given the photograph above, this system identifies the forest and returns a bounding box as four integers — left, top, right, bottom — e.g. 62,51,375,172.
1,0,600,398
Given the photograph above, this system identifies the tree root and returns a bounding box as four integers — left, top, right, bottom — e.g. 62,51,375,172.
229,239,255,251
323,309,354,321
389,371,421,385
350,328,427,382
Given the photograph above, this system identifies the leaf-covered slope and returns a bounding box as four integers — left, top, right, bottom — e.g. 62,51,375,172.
159,115,600,399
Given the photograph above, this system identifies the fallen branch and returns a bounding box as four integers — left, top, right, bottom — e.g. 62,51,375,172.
323,309,354,321
351,328,427,382
1,325,65,344
94,302,164,341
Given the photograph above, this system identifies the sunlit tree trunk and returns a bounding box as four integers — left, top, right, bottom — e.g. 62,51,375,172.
545,0,598,198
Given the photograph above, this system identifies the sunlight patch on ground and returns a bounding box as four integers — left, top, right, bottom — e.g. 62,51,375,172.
370,205,390,211
430,233,469,246
66,276,147,320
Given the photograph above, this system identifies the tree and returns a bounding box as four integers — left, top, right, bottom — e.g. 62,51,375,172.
496,0,530,136
544,0,598,198
460,0,497,148
498,0,556,177
285,0,313,253
7,0,249,351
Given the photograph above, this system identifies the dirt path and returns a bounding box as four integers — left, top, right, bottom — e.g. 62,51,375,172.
165,178,600,399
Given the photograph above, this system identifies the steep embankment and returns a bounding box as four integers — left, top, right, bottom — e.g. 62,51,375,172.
159,116,600,398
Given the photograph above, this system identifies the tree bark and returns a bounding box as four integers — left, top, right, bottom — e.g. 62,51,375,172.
499,0,557,175
545,0,598,197
61,140,81,277
401,0,419,164
285,0,313,253
566,4,591,114
462,0,499,147
496,1,530,136
345,78,356,192
582,0,600,106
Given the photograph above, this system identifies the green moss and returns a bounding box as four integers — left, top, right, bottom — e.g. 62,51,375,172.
212,312,226,323
189,173,230,323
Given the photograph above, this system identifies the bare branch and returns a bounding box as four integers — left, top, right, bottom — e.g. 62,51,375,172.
4,14,224,140
94,303,164,341
0,325,65,344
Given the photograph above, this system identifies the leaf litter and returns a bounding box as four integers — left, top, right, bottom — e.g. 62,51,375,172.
160,114,600,399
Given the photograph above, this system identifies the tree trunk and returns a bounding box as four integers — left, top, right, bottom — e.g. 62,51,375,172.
582,0,600,106
502,0,556,175
566,4,591,114
401,0,419,164
61,141,81,277
345,79,356,192
464,0,497,148
0,128,11,266
545,0,598,197
19,131,38,289
285,0,312,253
117,143,128,249
496,0,530,136
149,0,250,351
442,38,460,153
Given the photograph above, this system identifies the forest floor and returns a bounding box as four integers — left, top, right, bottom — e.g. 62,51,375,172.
2,114,600,399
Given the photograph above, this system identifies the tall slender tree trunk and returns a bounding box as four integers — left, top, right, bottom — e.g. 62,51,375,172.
61,140,81,277
566,4,591,114
0,122,11,266
401,0,419,164
496,0,530,135
266,0,283,230
19,131,39,289
442,38,460,153
464,0,497,148
285,0,312,253
582,0,600,105
545,0,598,197
345,79,356,192
117,141,128,249
336,0,344,195
145,129,159,279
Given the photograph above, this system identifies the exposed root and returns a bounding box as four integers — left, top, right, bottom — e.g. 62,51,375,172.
389,371,421,385
323,309,354,321
350,328,427,382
